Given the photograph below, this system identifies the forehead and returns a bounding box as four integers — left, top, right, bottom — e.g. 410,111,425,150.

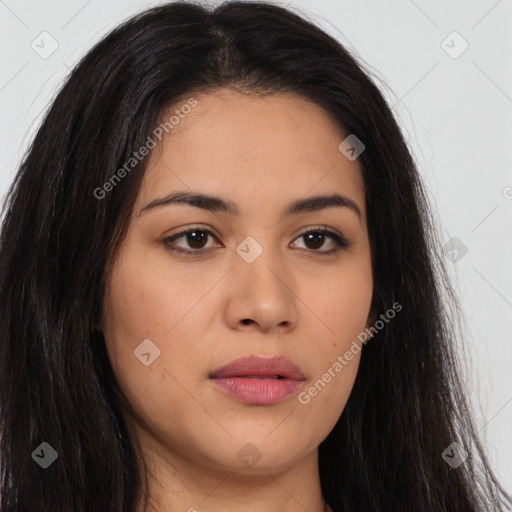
137,89,366,220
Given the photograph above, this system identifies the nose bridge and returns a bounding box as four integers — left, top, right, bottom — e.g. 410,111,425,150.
235,234,286,288
228,232,298,330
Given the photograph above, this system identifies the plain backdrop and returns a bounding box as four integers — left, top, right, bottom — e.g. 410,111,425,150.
1,0,511,493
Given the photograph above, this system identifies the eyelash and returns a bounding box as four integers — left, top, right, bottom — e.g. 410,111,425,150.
162,225,351,257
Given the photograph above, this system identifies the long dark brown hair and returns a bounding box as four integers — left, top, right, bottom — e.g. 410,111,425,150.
1,1,510,511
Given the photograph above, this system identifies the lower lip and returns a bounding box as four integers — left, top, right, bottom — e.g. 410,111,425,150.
210,377,304,405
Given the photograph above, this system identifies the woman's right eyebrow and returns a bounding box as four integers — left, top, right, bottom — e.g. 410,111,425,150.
138,190,362,222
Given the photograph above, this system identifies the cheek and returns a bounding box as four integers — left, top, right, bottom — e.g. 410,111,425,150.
296,287,365,434
293,348,360,457
298,260,371,413
103,247,226,347
101,251,217,420
102,266,207,452
310,260,373,347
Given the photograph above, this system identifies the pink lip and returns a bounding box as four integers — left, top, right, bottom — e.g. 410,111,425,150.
209,355,305,405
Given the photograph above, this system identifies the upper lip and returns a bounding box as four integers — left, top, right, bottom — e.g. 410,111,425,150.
209,355,306,380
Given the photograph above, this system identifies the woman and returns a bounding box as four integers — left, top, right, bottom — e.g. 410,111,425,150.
0,1,510,511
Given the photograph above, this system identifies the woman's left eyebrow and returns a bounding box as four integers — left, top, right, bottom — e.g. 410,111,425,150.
138,190,362,221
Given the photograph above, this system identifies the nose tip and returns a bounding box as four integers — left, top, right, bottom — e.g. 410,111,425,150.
226,251,299,334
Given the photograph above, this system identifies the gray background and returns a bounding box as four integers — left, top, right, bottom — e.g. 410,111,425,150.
1,0,511,492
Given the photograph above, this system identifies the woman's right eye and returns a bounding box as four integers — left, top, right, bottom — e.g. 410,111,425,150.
163,228,221,255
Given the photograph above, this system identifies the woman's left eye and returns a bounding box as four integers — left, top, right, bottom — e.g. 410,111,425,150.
163,227,351,256
290,228,351,254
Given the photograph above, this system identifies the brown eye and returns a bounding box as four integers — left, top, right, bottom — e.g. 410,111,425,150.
183,230,209,249
302,231,326,250
291,228,351,255
163,228,221,254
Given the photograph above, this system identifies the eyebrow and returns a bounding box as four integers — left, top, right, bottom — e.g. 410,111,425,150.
138,190,362,221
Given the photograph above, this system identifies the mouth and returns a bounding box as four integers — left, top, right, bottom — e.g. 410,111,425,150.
209,355,306,380
209,355,305,405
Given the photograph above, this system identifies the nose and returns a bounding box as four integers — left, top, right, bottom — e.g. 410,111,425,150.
223,243,299,334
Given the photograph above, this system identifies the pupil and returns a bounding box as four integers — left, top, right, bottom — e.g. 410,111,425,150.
188,231,207,249
305,232,324,250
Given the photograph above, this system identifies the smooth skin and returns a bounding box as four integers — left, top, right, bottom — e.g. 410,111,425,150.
102,88,373,512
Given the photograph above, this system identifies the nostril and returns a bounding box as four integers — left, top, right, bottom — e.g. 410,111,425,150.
241,319,252,325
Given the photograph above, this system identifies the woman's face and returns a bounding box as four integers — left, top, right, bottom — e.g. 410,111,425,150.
102,88,373,475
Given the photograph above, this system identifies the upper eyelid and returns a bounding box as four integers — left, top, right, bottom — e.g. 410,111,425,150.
166,224,343,240
166,226,221,243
